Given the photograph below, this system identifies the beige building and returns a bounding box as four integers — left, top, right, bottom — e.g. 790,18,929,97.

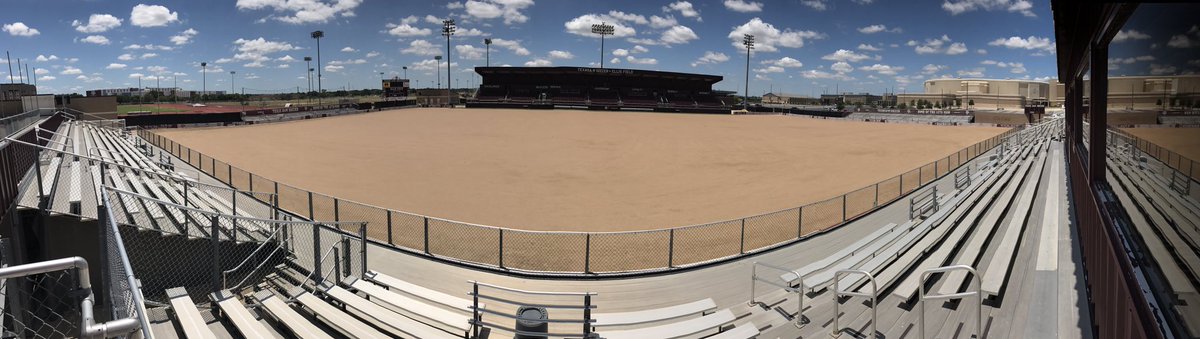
1047,74,1200,110
895,78,1050,110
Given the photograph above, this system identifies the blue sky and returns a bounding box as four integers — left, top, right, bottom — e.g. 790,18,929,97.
0,0,1185,96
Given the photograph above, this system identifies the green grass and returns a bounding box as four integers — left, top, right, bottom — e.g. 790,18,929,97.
117,105,187,115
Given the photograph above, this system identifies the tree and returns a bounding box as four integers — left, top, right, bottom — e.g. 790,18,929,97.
935,101,942,109
968,99,975,106
898,103,907,109
836,102,846,111
955,99,962,107
1156,98,1163,106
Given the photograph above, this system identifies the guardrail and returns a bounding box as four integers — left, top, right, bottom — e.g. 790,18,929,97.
468,281,597,338
137,120,1026,276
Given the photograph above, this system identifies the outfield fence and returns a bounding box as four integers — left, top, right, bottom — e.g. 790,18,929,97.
137,126,1019,275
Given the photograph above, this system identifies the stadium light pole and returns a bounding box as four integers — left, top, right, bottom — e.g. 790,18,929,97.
200,62,207,104
402,66,407,79
304,56,312,104
311,30,324,107
591,23,614,68
230,71,236,98
484,38,492,67
435,55,443,105
443,19,455,107
743,34,755,110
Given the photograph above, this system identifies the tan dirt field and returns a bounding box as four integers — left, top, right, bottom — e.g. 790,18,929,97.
1123,127,1200,161
157,108,1006,233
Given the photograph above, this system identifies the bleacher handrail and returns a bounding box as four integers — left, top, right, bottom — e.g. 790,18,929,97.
918,265,981,339
468,280,597,338
103,185,360,226
0,255,149,338
98,187,155,339
749,262,806,328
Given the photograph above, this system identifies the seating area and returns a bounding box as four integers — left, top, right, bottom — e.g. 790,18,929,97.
1104,131,1200,337
846,112,975,125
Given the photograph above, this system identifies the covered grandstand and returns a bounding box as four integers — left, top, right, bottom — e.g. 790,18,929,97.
467,66,731,113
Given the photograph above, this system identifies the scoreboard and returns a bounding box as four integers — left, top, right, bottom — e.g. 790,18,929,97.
382,78,410,98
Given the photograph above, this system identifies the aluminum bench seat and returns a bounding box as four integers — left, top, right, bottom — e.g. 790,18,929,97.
838,189,963,292
981,151,1048,297
39,156,63,197
593,298,716,327
366,270,479,311
802,219,915,292
708,322,760,339
779,223,898,285
166,287,217,339
320,284,462,339
210,289,275,338
291,289,389,338
251,290,328,339
600,308,735,339
67,159,82,214
345,276,471,335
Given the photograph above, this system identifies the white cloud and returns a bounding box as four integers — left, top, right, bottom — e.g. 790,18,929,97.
912,35,970,55
613,49,629,57
1166,26,1199,48
447,2,464,9
649,15,677,29
34,68,48,75
1112,29,1151,43
464,0,534,25
35,55,58,62
61,67,83,75
455,28,487,37
800,69,853,80
727,18,825,52
921,64,947,74
106,63,128,70
822,49,871,62
563,13,638,38
214,58,234,63
626,55,658,65
800,0,827,11
410,58,453,71
341,47,357,52
399,15,419,25
72,14,122,33
946,42,968,55
235,0,362,24
830,61,853,73
424,15,444,25
117,54,135,61
660,25,698,45
1149,63,1178,75
690,51,729,67
1109,55,1155,64
38,76,55,81
859,64,904,75
763,56,803,68
277,55,296,62
632,45,649,53
754,66,784,73
857,43,882,51
130,4,179,27
386,23,432,37
857,24,900,34
328,59,367,65
490,38,530,56
724,0,763,12
80,35,111,45
976,48,987,55
232,37,299,63
988,36,1055,52
141,53,158,59
401,40,441,56
170,28,198,45
456,45,485,60
324,65,345,72
524,58,552,67
548,50,574,59
664,1,701,20
942,0,1035,17
365,51,380,58
124,44,174,51
956,67,985,77
2,22,40,37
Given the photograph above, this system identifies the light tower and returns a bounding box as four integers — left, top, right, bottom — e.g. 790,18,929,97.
742,34,755,110
484,38,492,67
311,30,324,106
442,19,455,106
434,55,442,90
230,71,236,95
402,66,407,79
304,56,312,102
200,62,207,104
591,22,614,68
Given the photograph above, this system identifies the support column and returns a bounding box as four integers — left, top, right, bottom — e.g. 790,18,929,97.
1089,45,1108,183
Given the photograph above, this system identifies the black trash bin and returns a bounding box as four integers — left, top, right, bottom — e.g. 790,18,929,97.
514,306,548,339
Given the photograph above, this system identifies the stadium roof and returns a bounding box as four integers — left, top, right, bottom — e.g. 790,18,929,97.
474,67,723,85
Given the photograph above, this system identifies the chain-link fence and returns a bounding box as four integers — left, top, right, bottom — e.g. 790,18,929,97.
138,123,1024,275
102,185,366,307
0,262,83,338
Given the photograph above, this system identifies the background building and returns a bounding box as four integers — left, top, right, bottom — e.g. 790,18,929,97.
762,92,819,105
895,78,1050,111
1047,74,1200,110
1,84,37,101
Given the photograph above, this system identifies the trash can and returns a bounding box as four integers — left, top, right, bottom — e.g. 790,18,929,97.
514,306,548,339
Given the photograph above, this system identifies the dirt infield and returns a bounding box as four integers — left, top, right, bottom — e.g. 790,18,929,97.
157,108,1006,232
1123,127,1200,161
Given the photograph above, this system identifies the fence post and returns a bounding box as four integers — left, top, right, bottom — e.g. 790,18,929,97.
34,147,44,208
273,182,279,220
227,163,232,185
313,221,322,282
341,234,352,278
797,207,803,238
668,228,675,268
334,198,340,222
919,166,923,186
386,209,393,245
249,173,254,192
584,233,591,273
874,183,879,207
360,223,368,278
900,173,904,194
842,194,847,222
183,180,189,208
423,217,430,254
210,216,221,293
739,219,746,254
211,157,216,176
307,191,314,220
498,229,505,268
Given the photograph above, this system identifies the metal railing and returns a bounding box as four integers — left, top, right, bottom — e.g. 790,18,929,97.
138,121,1023,275
468,281,598,338
0,256,146,338
832,269,878,338
98,187,155,339
749,262,806,327
918,265,981,339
